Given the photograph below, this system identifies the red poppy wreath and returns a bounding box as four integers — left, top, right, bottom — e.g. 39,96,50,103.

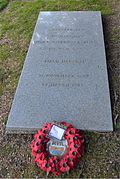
30,121,84,176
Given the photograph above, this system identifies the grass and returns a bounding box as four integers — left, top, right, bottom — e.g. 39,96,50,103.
0,0,9,11
0,0,119,178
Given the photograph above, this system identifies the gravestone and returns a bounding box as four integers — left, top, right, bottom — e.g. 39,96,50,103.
6,11,113,133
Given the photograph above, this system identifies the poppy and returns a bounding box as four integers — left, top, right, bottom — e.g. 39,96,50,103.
60,163,70,172
69,149,81,160
42,123,52,133
31,145,40,157
67,157,74,169
37,129,46,136
34,135,43,142
48,156,58,168
34,152,45,163
32,150,37,157
65,127,77,136
59,159,70,172
30,140,35,148
52,164,61,175
68,134,84,146
34,133,38,139
41,160,52,172
70,141,81,149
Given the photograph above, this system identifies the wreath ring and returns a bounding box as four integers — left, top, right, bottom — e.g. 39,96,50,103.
31,121,84,176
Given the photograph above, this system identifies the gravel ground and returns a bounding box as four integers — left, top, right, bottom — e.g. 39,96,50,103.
0,0,120,178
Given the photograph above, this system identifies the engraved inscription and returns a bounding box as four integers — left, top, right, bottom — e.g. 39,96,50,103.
42,83,81,88
39,74,89,78
34,40,97,44
43,59,86,64
36,28,94,88
51,28,85,31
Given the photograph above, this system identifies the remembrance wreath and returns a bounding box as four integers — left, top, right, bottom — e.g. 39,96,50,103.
31,121,84,176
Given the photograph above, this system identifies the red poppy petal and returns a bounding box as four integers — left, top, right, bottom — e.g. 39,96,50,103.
60,165,70,172
68,161,74,169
